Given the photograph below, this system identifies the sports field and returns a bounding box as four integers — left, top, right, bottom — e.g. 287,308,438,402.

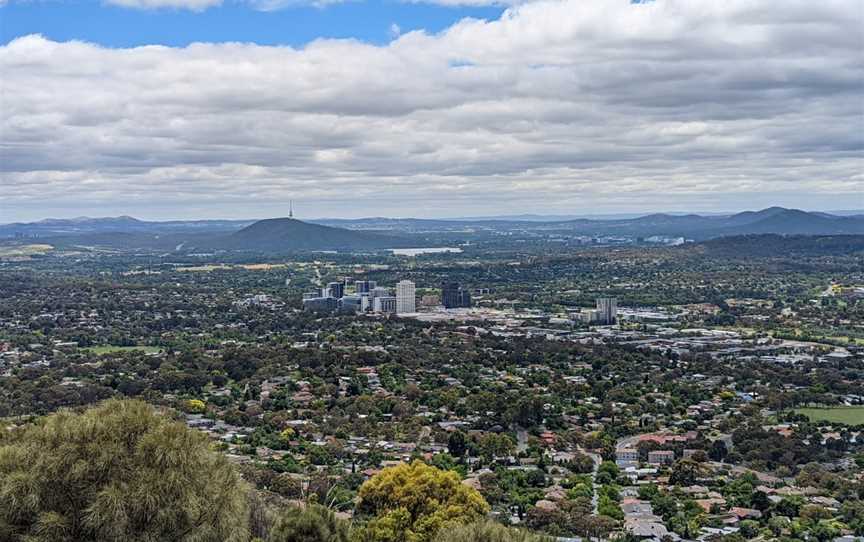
83,345,163,355
795,406,864,425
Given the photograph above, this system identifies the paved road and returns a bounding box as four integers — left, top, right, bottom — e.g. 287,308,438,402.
516,428,529,453
579,447,603,514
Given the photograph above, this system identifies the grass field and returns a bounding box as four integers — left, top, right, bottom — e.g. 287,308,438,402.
240,263,290,270
795,406,864,425
176,264,232,272
83,345,163,355
0,244,54,258
176,263,290,272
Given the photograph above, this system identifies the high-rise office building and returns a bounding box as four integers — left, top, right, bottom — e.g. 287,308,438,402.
396,280,416,314
355,280,376,294
371,286,391,299
374,296,397,313
595,297,617,325
325,281,344,299
303,297,338,312
339,295,363,313
442,282,472,309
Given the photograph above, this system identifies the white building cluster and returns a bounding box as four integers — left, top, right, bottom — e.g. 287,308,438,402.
303,279,416,315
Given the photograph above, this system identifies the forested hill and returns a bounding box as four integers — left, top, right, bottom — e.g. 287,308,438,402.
215,218,414,251
695,234,864,258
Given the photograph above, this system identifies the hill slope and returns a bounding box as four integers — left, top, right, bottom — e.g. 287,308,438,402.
217,218,412,251
712,209,864,236
695,234,864,258
551,208,864,238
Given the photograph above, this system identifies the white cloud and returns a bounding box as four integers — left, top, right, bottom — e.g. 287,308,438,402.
1,0,863,220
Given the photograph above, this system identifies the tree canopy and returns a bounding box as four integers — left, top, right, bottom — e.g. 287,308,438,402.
433,519,553,542
0,399,249,542
356,460,490,542
268,504,350,542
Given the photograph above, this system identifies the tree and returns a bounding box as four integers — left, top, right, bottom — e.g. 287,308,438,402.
738,520,759,539
184,398,207,413
597,460,620,478
840,500,864,536
268,504,350,542
0,399,249,542
355,460,490,542
448,431,468,458
709,440,728,462
597,495,623,521
434,519,553,542
582,516,617,541
477,433,515,462
669,459,704,486
595,460,619,485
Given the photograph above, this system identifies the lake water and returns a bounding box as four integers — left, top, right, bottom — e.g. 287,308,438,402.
391,247,463,256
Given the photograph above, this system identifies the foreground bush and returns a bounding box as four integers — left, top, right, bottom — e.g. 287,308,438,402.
356,460,490,542
0,399,249,542
433,519,554,542
268,504,350,542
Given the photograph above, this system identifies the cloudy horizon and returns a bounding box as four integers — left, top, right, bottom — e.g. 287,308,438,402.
1,0,862,222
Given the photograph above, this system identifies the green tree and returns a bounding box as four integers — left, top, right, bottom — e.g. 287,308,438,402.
267,504,350,542
477,433,515,462
0,399,249,542
669,459,704,486
433,519,553,542
448,431,468,458
355,461,490,542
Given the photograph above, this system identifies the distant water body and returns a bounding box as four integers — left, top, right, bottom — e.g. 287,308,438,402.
391,247,463,256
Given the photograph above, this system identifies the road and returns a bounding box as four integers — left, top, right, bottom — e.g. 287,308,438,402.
579,447,603,514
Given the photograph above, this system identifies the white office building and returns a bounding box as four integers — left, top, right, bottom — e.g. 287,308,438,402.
396,280,416,314
374,296,397,313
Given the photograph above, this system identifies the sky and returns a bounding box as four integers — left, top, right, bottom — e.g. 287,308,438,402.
1,0,863,222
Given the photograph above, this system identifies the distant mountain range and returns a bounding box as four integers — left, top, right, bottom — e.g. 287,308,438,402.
0,216,254,236
2,207,862,251
312,207,864,238
560,207,864,238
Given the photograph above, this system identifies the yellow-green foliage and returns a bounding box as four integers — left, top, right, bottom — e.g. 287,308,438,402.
355,460,490,542
186,398,207,413
0,399,249,542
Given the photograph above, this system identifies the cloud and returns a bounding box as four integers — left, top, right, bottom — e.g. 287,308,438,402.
1,0,863,220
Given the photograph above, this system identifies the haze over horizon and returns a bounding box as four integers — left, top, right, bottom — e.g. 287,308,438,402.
2,0,863,222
